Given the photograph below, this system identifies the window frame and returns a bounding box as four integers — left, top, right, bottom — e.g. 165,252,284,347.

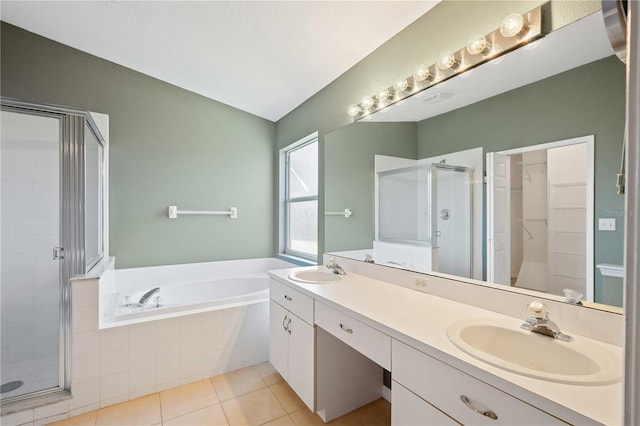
280,133,319,262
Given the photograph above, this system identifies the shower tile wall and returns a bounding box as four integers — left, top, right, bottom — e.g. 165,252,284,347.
1,110,60,399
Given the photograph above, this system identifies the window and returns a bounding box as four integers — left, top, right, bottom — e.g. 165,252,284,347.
282,135,318,261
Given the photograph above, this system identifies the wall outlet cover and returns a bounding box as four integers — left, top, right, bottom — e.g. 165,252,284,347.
599,218,616,231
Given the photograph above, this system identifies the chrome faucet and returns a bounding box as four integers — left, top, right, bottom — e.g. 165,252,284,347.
138,287,160,306
521,301,573,342
326,258,346,275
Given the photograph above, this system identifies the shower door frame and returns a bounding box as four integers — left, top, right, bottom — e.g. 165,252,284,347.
430,163,474,279
0,98,102,410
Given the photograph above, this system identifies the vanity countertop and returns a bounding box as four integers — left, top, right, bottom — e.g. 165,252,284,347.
269,266,622,426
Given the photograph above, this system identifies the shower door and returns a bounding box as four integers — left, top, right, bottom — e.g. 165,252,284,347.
431,164,473,278
1,109,63,400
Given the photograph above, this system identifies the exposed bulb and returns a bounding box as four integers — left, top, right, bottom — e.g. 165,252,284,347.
347,104,361,117
466,34,490,55
395,79,411,93
414,64,433,82
500,13,527,38
361,95,375,109
437,52,458,70
378,87,393,102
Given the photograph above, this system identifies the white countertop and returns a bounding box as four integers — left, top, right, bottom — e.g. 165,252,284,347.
269,266,622,426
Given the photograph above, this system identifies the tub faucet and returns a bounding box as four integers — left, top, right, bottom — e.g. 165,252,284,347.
138,287,160,306
521,301,573,342
326,258,346,275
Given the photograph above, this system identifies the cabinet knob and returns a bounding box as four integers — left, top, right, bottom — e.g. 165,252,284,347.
460,395,498,420
282,314,288,331
287,318,292,334
284,295,292,301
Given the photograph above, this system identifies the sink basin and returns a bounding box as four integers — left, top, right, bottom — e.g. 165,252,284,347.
288,270,343,284
446,319,621,385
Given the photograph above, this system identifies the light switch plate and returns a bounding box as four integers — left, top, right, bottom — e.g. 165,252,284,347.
599,218,616,231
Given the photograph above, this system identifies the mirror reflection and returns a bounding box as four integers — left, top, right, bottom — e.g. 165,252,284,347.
324,12,626,309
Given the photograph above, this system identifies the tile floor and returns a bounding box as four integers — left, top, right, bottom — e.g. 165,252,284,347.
49,362,390,426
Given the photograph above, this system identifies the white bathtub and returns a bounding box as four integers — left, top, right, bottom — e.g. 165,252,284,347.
100,257,296,328
115,274,269,321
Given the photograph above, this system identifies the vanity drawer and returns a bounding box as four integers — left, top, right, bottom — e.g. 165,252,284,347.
315,302,391,370
392,380,459,425
392,340,567,425
270,279,314,325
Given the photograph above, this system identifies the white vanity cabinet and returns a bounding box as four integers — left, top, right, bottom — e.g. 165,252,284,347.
269,279,315,411
392,340,568,425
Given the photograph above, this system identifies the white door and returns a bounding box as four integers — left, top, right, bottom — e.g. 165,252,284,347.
269,300,289,380
487,152,511,285
287,313,315,411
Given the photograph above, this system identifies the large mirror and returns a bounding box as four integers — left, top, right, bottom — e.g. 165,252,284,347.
324,11,626,309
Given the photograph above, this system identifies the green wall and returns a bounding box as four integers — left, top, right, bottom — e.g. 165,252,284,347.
1,22,276,269
275,0,601,258
324,122,417,252
417,56,626,303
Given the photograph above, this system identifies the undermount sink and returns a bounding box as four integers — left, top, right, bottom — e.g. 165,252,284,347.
288,269,343,284
446,319,621,385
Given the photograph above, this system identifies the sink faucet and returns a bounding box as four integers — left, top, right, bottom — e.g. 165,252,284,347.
326,258,346,275
138,287,160,306
521,301,573,342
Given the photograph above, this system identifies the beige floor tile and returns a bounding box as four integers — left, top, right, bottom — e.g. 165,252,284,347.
95,394,161,426
221,387,286,425
160,379,219,421
212,366,268,401
257,363,284,387
48,410,97,426
261,414,296,426
163,404,228,426
289,408,363,426
269,382,305,414
352,399,390,426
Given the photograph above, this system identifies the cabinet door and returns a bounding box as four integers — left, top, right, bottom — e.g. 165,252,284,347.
392,381,459,426
288,312,315,411
269,300,289,380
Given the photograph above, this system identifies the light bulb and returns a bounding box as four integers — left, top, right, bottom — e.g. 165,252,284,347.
347,104,361,117
500,13,527,38
466,34,490,55
437,52,458,70
378,87,393,102
361,95,375,109
395,79,411,93
414,64,433,82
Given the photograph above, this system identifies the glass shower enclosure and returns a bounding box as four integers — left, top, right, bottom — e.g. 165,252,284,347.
376,163,473,277
1,98,106,408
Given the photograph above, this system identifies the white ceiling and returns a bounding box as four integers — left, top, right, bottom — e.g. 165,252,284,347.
365,11,616,122
0,1,439,122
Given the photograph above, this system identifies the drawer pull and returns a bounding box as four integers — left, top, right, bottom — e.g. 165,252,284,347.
282,314,288,331
284,295,292,301
460,395,498,420
339,323,353,334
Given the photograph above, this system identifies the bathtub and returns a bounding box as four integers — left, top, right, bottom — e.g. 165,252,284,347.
115,274,269,321
100,257,296,328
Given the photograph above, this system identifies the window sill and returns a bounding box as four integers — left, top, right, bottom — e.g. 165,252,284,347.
277,253,318,267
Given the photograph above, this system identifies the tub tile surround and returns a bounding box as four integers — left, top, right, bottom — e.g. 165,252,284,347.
0,257,293,426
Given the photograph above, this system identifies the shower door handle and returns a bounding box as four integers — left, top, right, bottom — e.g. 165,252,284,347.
53,247,65,260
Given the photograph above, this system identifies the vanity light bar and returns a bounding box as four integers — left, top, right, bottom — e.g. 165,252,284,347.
348,6,542,120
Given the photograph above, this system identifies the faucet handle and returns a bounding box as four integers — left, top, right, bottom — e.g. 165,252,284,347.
527,301,547,319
